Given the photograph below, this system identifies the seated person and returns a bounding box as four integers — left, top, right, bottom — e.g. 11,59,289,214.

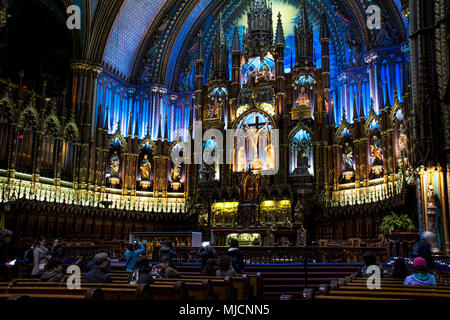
85,250,112,273
197,245,216,270
216,256,238,277
82,252,112,283
40,257,64,282
404,257,437,286
390,259,408,279
357,251,377,277
151,256,180,278
129,256,153,285
201,258,217,276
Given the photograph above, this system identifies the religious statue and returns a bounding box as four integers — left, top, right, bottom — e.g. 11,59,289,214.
140,154,152,180
398,124,408,159
237,146,247,171
248,68,258,86
342,142,354,171
333,3,352,25
346,28,363,68
375,16,396,47
171,164,181,182
293,139,310,176
109,151,120,178
427,184,437,209
201,162,216,181
265,142,275,170
370,132,383,165
256,64,272,83
294,200,305,226
245,123,269,170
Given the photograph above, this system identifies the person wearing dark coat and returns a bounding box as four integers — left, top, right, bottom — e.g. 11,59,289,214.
197,245,216,269
40,258,64,282
357,251,377,278
82,253,112,283
158,240,177,264
128,256,153,285
0,229,13,280
51,238,66,260
226,239,244,274
411,231,435,270
85,251,112,273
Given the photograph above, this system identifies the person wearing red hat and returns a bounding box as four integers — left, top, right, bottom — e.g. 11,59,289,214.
403,257,437,286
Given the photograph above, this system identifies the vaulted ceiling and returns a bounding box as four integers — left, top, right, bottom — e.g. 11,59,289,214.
34,0,407,88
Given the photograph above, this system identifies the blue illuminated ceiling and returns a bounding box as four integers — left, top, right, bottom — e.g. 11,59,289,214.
103,0,166,80
168,0,351,88
100,0,407,87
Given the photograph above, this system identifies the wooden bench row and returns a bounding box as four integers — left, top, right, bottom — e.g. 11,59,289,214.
0,273,262,301
305,274,450,301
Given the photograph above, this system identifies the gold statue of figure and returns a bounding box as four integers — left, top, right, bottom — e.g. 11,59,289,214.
171,164,181,182
140,154,152,180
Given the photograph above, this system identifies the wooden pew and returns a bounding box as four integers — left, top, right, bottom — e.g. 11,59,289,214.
0,281,186,301
313,275,450,301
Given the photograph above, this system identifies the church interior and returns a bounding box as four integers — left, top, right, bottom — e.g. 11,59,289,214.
0,0,449,303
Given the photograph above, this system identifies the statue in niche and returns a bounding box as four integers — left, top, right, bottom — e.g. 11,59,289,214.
256,64,272,83
294,200,305,226
171,164,181,183
237,145,247,171
333,3,352,25
109,151,120,178
297,140,309,168
140,154,152,180
293,138,311,176
427,184,437,209
342,142,354,171
207,95,221,118
370,131,383,166
265,142,275,170
375,16,397,47
248,68,258,87
346,28,363,68
398,124,408,159
201,161,216,182
141,56,152,83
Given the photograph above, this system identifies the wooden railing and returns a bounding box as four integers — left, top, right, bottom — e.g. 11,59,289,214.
64,245,386,264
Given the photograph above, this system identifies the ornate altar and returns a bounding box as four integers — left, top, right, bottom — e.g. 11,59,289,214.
129,232,202,247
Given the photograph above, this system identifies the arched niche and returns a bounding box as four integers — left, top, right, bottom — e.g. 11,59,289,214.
137,141,154,191
368,119,383,179
106,137,124,188
338,126,355,183
200,138,220,182
392,107,408,171
168,142,185,192
233,111,275,174
289,128,313,176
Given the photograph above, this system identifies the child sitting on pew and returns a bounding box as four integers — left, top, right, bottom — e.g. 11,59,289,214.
404,257,437,286
129,256,153,285
40,257,64,282
216,256,238,277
